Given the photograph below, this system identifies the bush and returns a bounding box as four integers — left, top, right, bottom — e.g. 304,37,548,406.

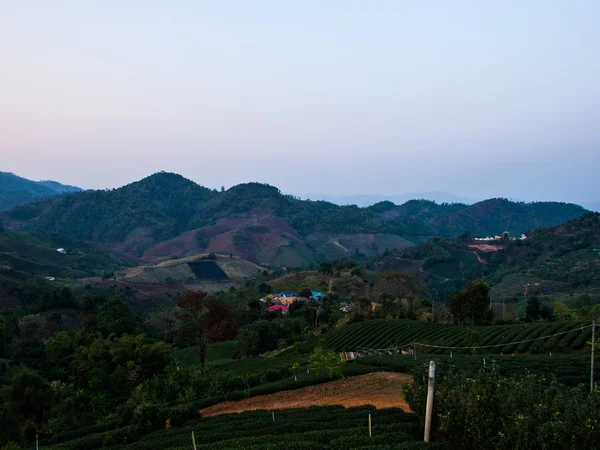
404,363,600,450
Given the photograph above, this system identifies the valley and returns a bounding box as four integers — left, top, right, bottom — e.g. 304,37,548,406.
1,171,599,450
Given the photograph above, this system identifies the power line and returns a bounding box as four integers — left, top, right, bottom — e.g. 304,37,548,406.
355,324,594,352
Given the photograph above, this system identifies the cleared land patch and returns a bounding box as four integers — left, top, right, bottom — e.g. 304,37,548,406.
200,372,411,417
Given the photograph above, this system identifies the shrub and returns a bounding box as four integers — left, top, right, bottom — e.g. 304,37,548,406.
404,363,600,450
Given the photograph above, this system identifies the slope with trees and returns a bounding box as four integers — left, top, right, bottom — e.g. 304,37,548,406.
0,172,81,211
1,172,588,267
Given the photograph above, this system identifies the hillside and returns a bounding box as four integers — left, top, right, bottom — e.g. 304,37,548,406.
376,212,600,301
1,172,588,268
115,253,265,292
302,318,593,355
0,171,81,211
0,228,130,308
0,228,129,279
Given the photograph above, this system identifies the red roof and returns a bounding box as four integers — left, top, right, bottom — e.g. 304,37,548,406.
267,305,289,312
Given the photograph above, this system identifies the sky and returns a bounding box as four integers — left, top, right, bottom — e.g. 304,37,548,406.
1,1,599,203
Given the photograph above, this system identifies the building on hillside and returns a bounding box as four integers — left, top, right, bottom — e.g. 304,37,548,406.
267,304,289,314
56,248,66,254
311,291,326,299
279,291,297,298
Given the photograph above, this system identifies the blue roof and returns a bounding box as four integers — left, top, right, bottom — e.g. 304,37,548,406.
311,291,325,298
279,291,297,297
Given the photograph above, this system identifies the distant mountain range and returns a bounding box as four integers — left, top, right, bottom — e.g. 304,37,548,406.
0,172,589,268
300,192,478,207
0,172,82,211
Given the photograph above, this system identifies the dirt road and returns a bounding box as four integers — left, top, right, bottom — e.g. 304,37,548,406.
200,372,412,417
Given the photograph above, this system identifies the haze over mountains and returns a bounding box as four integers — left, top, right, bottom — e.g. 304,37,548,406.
301,192,478,207
0,171,589,268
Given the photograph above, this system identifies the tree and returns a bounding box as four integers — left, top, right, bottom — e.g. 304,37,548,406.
174,291,236,368
380,271,422,318
1,369,54,431
308,339,344,379
319,262,333,275
257,283,272,295
298,287,312,299
449,280,492,325
97,296,137,336
525,295,541,322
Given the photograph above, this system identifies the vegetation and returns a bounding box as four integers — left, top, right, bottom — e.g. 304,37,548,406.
299,319,593,354
405,363,600,449
43,406,439,450
0,172,81,211
375,212,600,301
1,172,587,266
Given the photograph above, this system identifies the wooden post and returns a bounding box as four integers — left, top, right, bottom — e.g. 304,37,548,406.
272,411,275,423
368,410,372,437
192,429,197,450
424,361,436,442
591,321,596,393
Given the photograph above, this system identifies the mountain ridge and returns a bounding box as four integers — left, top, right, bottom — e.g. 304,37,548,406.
0,172,588,267
0,171,82,211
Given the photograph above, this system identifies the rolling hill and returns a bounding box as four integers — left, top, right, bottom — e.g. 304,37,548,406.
0,171,81,211
0,228,129,278
1,172,588,268
375,212,600,302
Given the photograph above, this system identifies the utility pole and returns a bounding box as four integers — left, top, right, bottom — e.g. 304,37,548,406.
591,321,596,393
424,361,436,442
192,429,197,450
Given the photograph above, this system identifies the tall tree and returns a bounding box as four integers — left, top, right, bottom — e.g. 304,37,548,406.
174,291,236,369
97,296,138,336
380,271,423,317
449,280,492,325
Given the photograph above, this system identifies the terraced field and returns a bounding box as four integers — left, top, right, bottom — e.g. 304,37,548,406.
49,406,446,450
301,319,593,354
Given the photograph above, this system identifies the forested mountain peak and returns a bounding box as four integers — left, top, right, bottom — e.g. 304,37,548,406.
0,172,590,265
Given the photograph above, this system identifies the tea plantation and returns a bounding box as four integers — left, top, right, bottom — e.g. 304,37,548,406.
47,406,448,450
300,319,593,354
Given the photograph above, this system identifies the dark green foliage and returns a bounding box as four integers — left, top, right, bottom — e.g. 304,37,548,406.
299,318,592,355
237,318,308,356
97,297,139,336
2,173,587,266
1,369,54,433
44,406,423,450
0,171,81,211
448,280,493,324
405,363,600,449
0,230,129,280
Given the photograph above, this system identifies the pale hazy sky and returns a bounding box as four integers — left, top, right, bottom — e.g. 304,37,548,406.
1,1,599,202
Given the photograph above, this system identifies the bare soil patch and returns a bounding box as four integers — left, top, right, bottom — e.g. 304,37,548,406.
200,372,412,417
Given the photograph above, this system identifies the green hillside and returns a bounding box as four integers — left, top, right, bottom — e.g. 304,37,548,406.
302,319,593,355
376,212,600,301
1,172,588,267
0,171,81,211
45,406,431,450
0,228,130,279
